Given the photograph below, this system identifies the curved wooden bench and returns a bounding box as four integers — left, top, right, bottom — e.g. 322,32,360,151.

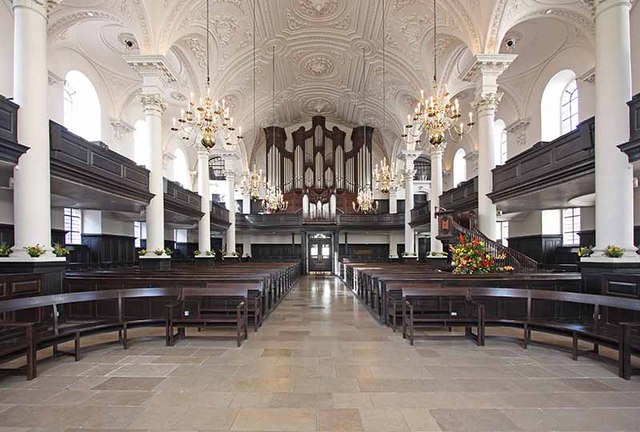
401,286,640,379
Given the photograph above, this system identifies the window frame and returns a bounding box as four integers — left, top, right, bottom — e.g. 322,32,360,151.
560,80,579,135
562,208,581,246
64,208,82,245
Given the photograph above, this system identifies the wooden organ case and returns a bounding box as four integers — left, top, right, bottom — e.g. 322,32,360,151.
264,116,373,215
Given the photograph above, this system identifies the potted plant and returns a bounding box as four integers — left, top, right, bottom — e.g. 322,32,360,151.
52,243,69,258
604,245,624,258
154,249,164,256
138,249,147,256
25,244,46,258
194,250,201,256
578,245,594,258
164,248,173,256
205,250,215,257
0,243,13,257
450,234,496,274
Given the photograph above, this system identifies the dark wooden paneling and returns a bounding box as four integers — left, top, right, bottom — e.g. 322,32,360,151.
81,234,136,268
410,202,430,228
211,202,230,228
252,244,301,260
440,177,478,212
0,95,28,165
508,235,563,265
164,179,203,223
489,117,595,203
618,92,640,161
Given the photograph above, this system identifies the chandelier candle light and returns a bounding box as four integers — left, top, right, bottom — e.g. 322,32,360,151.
170,0,241,150
403,0,474,148
241,165,265,200
261,184,288,214
374,157,403,194
353,187,378,214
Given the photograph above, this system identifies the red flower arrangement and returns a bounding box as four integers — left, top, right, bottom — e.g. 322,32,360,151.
450,234,497,274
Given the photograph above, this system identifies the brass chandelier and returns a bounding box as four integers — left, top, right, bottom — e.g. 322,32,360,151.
352,187,378,214
373,157,403,194
171,0,241,150
241,164,264,200
403,0,474,148
261,184,288,213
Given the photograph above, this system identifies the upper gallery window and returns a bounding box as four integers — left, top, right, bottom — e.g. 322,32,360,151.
560,80,579,135
541,69,578,141
63,71,101,142
173,148,191,189
452,148,467,187
495,119,507,165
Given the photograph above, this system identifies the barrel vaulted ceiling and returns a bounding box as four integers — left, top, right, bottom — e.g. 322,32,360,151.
40,0,597,162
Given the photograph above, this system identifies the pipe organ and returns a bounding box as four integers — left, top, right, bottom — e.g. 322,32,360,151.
264,116,373,214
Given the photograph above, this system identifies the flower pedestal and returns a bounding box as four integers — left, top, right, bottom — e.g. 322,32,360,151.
580,256,640,295
194,255,216,267
400,255,419,264
224,255,240,263
139,255,171,271
0,256,67,294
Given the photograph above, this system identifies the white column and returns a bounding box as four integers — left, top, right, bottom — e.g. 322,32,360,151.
429,143,445,253
389,233,398,258
243,235,252,258
389,190,398,214
225,171,237,256
242,191,251,214
462,54,516,240
197,149,211,252
594,0,635,255
11,0,54,258
402,150,421,255
140,93,167,254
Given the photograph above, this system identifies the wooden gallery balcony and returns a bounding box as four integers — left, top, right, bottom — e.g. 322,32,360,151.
236,212,404,232
488,117,595,213
0,96,29,185
618,92,640,162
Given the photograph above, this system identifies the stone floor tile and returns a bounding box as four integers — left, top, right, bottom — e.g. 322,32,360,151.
231,408,316,431
317,408,364,431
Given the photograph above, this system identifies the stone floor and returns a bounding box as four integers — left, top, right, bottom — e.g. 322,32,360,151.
1,275,640,431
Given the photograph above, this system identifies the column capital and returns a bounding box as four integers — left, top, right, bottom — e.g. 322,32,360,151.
594,0,632,17
578,68,596,85
13,0,61,17
197,148,211,158
429,142,446,158
125,55,178,86
461,54,517,92
472,92,503,116
139,93,167,115
401,150,423,163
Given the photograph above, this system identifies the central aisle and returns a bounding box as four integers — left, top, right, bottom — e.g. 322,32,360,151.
1,275,639,431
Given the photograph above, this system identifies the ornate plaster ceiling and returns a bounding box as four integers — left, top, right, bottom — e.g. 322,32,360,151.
45,0,595,161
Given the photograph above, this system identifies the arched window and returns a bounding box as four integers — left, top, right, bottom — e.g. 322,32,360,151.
173,148,190,188
63,71,101,142
453,148,467,187
133,119,150,168
561,80,579,134
209,156,226,180
413,156,431,181
541,70,578,141
495,119,508,165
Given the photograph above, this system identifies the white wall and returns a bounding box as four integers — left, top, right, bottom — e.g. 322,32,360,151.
508,211,543,238
632,2,640,95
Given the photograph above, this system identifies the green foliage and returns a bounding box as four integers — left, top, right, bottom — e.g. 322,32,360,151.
25,244,46,258
0,243,13,257
52,243,69,257
604,245,624,258
577,245,594,258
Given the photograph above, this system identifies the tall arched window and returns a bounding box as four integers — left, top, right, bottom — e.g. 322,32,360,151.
561,80,579,134
541,69,578,141
133,119,150,168
63,70,101,142
495,119,508,165
173,148,190,189
453,148,467,187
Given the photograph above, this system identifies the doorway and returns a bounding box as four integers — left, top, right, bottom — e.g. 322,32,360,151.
308,233,332,273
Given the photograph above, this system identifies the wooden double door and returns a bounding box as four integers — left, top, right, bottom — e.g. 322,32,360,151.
308,234,332,273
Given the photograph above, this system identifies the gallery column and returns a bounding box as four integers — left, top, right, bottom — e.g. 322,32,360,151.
429,143,445,253
197,149,211,253
462,54,516,240
11,0,54,258
593,0,635,255
402,150,421,255
225,171,237,256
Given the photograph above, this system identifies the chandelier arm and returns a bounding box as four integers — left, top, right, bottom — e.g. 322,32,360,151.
206,0,210,87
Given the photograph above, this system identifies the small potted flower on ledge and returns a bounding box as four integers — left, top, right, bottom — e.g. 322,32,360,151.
0,243,13,257
164,248,173,256
25,244,46,258
205,250,216,257
154,249,164,256
578,245,594,258
604,245,624,258
52,243,69,258
138,249,147,257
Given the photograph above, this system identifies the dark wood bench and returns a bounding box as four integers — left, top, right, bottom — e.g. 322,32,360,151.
166,287,248,347
399,286,640,379
402,287,485,346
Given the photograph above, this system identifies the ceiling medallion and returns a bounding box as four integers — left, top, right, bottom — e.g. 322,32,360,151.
303,97,335,114
298,0,340,17
304,57,334,77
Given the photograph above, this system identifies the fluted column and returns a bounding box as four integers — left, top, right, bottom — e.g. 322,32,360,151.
11,0,54,258
430,143,445,253
594,0,635,256
140,93,167,254
462,54,516,240
402,150,421,255
197,149,211,253
225,171,237,256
